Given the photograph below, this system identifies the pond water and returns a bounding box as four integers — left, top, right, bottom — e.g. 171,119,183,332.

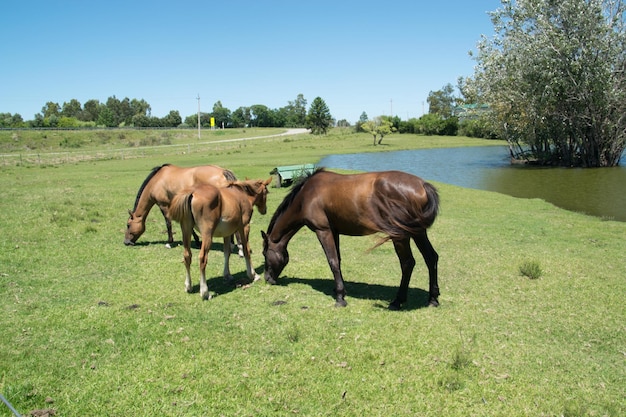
319,146,626,222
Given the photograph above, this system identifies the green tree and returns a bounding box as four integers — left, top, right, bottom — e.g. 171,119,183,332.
131,99,151,119
427,83,456,118
355,111,369,132
474,0,626,167
132,114,151,127
211,101,231,128
105,96,122,126
0,113,24,128
61,99,82,119
361,117,396,145
41,102,60,119
97,106,117,127
231,106,251,128
250,104,274,127
82,99,100,122
57,116,80,128
162,110,182,127
306,97,333,135
283,93,307,127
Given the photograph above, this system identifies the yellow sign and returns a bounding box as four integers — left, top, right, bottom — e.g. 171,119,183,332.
210,117,215,127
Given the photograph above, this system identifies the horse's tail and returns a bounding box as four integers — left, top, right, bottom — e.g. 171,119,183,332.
169,190,193,224
223,168,237,182
370,180,439,249
420,182,440,229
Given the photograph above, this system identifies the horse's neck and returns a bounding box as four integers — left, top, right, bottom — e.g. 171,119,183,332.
133,187,157,217
270,216,303,249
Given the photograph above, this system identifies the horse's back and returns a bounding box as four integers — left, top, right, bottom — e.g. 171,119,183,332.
190,184,222,212
307,170,428,202
155,165,231,202
299,170,437,235
192,165,233,187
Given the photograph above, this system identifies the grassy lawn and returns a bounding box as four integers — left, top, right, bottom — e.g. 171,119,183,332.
0,129,624,416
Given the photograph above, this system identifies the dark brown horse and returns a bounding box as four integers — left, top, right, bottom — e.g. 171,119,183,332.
261,168,440,310
124,164,237,248
170,177,272,300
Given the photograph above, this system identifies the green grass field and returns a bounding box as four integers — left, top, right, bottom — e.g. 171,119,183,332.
1,129,624,416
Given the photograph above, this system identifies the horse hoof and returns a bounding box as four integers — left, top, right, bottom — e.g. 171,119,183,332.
388,301,402,311
253,274,261,282
428,299,440,308
334,300,347,308
165,243,172,249
266,277,277,285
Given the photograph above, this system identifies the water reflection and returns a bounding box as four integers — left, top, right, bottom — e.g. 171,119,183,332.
319,146,626,222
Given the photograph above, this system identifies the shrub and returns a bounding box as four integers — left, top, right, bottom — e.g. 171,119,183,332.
519,260,542,279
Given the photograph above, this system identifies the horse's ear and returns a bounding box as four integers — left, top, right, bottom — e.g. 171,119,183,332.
128,209,133,218
264,177,272,186
261,231,267,241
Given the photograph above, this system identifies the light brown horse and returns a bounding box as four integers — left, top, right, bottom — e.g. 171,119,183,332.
124,164,237,248
262,168,440,310
169,177,272,300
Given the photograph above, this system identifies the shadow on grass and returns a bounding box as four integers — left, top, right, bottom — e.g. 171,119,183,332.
128,240,232,251
274,275,432,311
187,270,259,298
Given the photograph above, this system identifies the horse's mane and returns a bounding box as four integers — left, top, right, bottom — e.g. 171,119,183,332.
267,168,326,234
132,164,171,211
228,179,260,196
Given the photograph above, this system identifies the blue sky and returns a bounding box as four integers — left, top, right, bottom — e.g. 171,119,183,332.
1,1,502,123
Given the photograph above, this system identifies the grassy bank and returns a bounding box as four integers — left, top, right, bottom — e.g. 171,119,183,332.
0,129,624,416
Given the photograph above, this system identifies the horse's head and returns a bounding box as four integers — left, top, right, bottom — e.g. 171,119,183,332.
261,231,288,284
251,177,273,215
124,210,145,246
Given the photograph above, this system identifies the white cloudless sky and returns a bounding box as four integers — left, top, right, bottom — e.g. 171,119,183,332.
1,0,502,123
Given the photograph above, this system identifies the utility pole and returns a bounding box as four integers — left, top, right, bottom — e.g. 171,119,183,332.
197,94,201,140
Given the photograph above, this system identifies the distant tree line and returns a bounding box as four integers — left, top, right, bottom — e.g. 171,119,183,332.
3,84,488,142
0,93,314,130
353,82,497,141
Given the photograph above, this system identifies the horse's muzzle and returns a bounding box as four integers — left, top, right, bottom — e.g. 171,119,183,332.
264,272,277,285
124,239,135,246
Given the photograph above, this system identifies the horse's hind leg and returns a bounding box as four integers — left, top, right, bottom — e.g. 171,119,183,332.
389,238,416,310
413,231,439,307
222,236,234,281
198,234,213,300
180,222,194,294
235,232,244,258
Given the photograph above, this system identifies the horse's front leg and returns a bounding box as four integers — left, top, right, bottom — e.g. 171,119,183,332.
413,231,439,307
198,234,213,300
159,205,175,248
315,230,346,307
389,238,416,310
240,225,260,282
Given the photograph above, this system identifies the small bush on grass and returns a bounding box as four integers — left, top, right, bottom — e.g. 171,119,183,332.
519,260,542,279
